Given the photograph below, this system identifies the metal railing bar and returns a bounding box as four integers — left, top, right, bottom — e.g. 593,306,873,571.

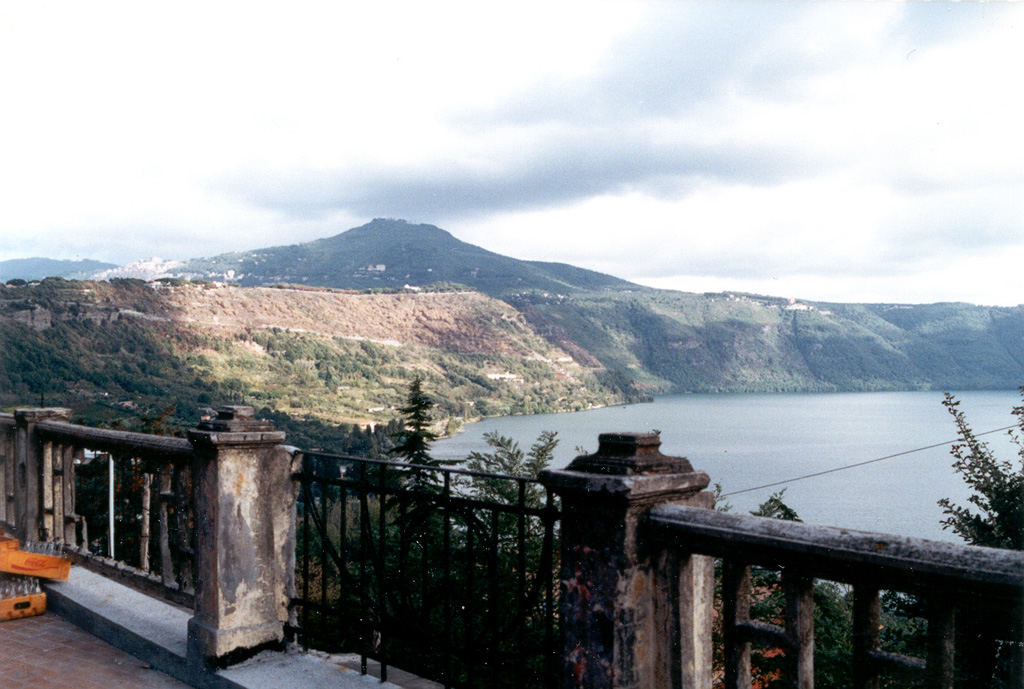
489,507,500,684
443,471,453,688
466,516,476,689
301,451,543,484
358,461,370,677
377,462,389,685
544,494,556,689
296,472,552,519
319,477,329,634
339,482,350,650
301,468,312,644
517,481,527,689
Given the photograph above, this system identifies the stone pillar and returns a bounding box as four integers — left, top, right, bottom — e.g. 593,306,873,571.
13,408,71,543
540,433,714,689
186,406,295,672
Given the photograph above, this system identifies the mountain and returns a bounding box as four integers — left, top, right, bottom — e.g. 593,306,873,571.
509,290,1024,393
172,218,635,296
2,219,1021,442
0,258,117,282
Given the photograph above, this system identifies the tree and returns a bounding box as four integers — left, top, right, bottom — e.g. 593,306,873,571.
464,430,558,510
749,489,802,522
936,390,1024,687
460,430,560,686
937,390,1024,550
389,376,456,489
390,376,439,466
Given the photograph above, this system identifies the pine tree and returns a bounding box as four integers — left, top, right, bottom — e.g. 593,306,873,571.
389,377,456,489
390,376,438,466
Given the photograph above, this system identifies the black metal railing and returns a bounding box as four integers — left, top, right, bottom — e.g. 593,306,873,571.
292,451,561,689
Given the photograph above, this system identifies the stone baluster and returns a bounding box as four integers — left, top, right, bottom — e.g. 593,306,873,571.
13,408,72,543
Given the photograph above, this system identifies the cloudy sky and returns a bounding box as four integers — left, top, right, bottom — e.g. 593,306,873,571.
1,1,1021,305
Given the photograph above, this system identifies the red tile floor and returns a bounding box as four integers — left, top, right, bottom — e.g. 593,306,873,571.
0,612,191,688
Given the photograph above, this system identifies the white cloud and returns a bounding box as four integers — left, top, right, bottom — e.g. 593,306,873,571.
0,1,1020,307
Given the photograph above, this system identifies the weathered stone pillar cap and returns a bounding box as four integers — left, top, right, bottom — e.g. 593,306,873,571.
567,432,694,475
189,406,284,446
15,407,72,421
195,406,275,433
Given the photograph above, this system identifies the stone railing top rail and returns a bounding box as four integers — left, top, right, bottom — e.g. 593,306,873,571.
34,418,193,462
648,503,1024,598
0,412,14,429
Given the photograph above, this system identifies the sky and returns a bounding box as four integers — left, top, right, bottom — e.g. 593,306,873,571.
1,1,1022,306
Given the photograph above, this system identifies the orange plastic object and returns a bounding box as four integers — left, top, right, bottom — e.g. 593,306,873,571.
0,548,70,581
0,536,18,551
0,592,46,621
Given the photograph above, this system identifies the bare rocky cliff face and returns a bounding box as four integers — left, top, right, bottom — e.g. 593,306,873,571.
1,281,554,357
155,285,555,357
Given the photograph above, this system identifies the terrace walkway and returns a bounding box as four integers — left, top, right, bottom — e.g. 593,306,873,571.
0,565,435,689
0,613,191,689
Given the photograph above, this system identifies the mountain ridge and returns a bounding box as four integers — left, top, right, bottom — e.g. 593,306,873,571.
1,258,117,282
171,218,637,296
3,220,1021,417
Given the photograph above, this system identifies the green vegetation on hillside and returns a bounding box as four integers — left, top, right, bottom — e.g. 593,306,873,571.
0,279,625,441
3,270,1022,448
510,290,1024,394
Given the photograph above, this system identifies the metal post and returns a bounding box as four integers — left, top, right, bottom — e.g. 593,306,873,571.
108,453,115,559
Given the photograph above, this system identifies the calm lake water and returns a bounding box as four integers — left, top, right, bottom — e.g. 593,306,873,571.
434,390,1021,542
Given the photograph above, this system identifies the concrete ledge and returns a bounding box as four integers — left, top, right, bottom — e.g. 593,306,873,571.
221,650,404,689
43,566,202,687
43,565,405,689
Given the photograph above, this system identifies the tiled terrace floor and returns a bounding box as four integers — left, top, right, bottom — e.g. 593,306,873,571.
3,566,441,689
0,612,191,689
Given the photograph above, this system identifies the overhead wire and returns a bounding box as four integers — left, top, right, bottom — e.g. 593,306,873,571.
720,424,1019,498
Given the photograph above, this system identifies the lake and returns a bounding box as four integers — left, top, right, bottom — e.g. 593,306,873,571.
434,390,1021,542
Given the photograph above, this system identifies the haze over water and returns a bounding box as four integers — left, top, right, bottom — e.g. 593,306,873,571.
435,390,1021,542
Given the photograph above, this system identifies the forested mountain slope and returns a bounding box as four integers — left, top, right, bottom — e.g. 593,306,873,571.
510,290,1024,393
